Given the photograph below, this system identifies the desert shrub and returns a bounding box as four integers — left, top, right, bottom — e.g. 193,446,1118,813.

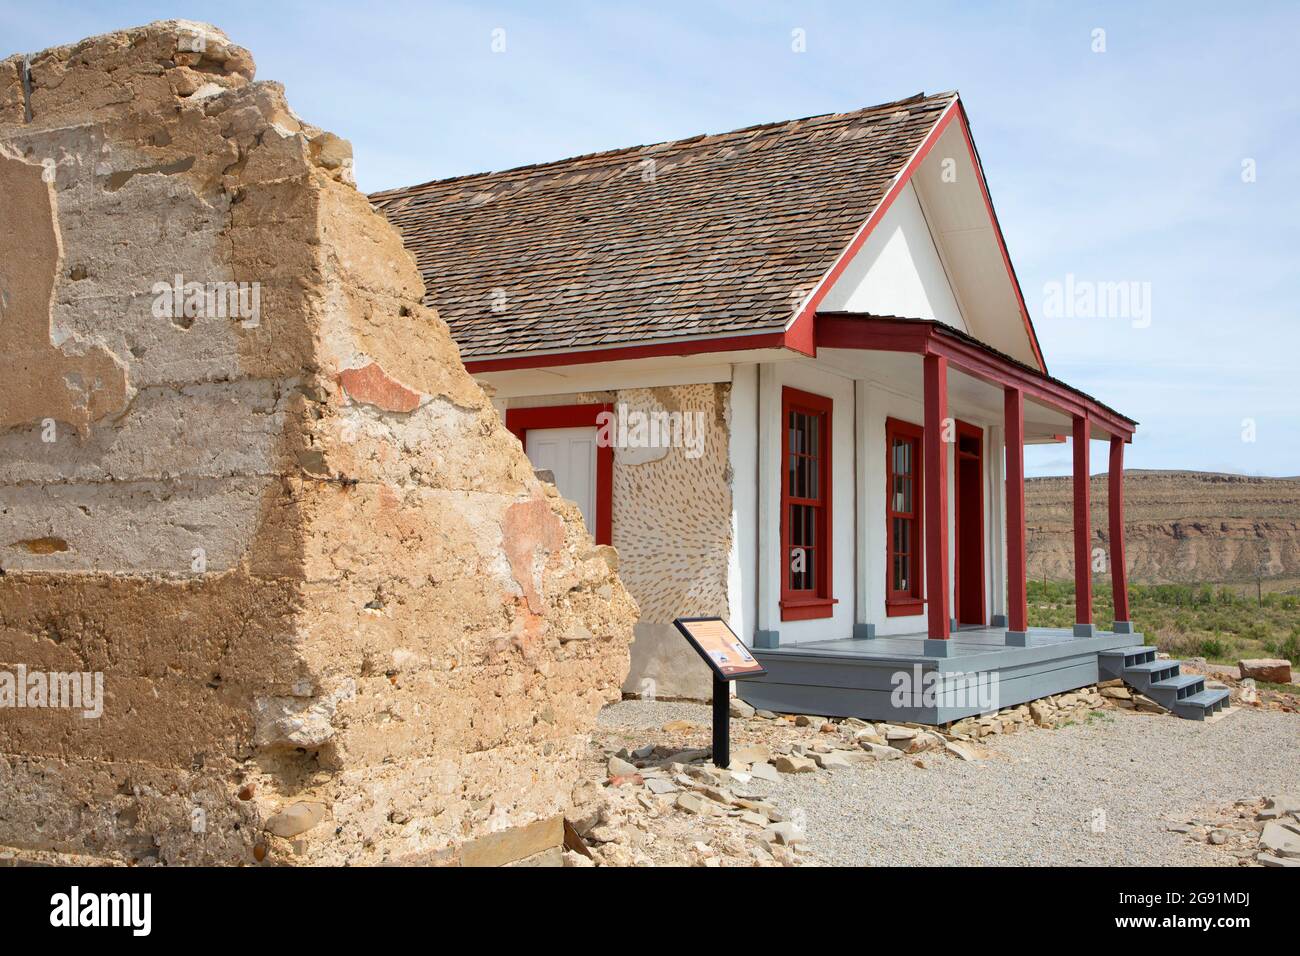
1241,620,1270,641
1266,629,1300,664
1197,635,1233,660
1156,630,1195,657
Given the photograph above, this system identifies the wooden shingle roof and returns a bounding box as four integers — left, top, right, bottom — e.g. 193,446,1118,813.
370,91,957,360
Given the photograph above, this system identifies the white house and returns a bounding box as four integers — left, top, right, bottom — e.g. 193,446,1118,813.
371,93,1226,722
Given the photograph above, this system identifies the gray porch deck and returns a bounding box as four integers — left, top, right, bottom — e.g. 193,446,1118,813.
741,626,1143,724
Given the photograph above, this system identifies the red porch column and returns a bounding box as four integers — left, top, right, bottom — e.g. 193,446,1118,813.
1108,435,1132,631
923,354,951,649
1004,388,1028,644
1072,414,1094,635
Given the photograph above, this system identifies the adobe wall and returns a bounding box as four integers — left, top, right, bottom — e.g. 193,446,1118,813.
506,383,733,700
0,21,636,865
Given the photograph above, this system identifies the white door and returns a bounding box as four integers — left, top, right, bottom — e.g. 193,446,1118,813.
525,426,598,535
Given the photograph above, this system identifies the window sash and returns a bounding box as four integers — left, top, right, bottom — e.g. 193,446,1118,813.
886,422,923,603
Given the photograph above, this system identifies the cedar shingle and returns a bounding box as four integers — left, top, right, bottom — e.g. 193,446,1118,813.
370,92,956,359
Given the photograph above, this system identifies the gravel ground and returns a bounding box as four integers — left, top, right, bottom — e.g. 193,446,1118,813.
598,700,1300,866
596,699,714,731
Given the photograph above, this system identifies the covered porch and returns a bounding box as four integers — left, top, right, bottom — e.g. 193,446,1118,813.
817,312,1138,650
741,312,1141,723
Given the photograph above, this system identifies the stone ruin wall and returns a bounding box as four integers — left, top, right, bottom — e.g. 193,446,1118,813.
0,21,637,865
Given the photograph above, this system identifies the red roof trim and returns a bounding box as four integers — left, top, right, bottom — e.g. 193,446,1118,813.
952,100,1047,373
783,99,961,356
464,330,787,373
786,99,1048,374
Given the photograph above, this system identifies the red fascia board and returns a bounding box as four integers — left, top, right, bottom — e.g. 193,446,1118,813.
953,101,1047,374
782,100,961,354
816,314,1134,440
463,330,787,373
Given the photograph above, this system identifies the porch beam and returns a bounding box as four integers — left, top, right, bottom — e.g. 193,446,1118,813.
923,354,951,650
1072,414,1094,635
1004,387,1029,645
815,315,1137,440
1109,435,1133,632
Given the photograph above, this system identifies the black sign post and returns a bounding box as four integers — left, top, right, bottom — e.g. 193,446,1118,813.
672,617,767,768
711,672,731,767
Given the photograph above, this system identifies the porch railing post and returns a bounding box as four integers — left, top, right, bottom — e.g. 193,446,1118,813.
1108,435,1132,632
1072,414,1094,636
923,354,951,652
1004,388,1029,646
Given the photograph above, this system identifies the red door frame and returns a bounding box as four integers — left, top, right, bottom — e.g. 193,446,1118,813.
953,419,986,627
504,403,613,545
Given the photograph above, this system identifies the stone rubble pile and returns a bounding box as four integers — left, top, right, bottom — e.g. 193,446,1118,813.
1174,659,1297,714
567,742,814,867
951,685,1107,733
1170,794,1300,867
576,683,1117,865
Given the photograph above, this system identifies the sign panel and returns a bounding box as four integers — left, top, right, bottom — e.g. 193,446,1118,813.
672,617,767,680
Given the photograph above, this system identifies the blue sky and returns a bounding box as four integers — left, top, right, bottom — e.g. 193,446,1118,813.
6,1,1298,477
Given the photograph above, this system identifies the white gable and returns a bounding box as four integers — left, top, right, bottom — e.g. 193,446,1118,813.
818,181,969,332
815,115,1044,370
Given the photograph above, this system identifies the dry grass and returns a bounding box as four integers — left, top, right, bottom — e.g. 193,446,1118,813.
1028,580,1300,666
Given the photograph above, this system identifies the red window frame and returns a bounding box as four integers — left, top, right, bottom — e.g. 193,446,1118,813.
505,403,613,545
779,387,836,621
885,417,925,617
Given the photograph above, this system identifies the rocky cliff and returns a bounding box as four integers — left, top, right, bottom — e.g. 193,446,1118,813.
1026,470,1300,585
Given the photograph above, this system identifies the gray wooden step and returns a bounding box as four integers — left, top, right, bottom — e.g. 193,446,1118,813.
1149,673,1205,700
1098,646,1156,680
1121,659,1181,692
1173,688,1231,720
1097,647,1227,720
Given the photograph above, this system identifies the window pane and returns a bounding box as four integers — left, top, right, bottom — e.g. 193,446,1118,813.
892,438,911,477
